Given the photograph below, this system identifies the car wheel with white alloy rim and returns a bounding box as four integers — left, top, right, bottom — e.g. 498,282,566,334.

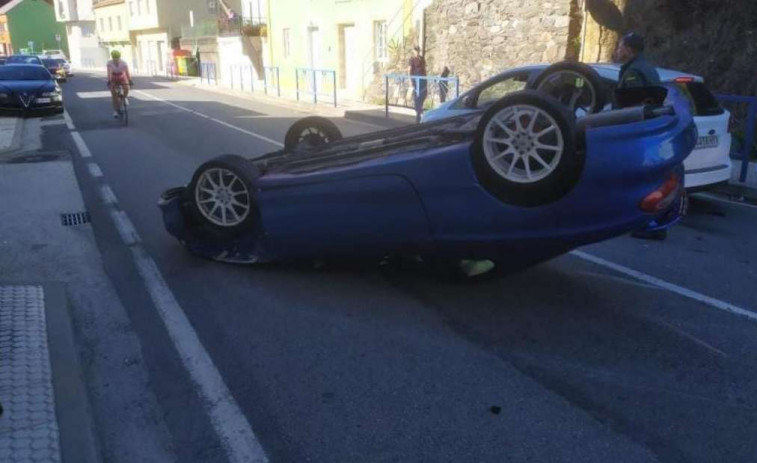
189,154,259,233
472,90,581,207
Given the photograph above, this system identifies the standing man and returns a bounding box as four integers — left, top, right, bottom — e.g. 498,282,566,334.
615,32,660,89
408,46,427,123
614,32,670,241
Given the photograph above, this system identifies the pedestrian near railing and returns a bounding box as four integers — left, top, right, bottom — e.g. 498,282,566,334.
384,73,460,121
717,94,757,183
295,68,337,107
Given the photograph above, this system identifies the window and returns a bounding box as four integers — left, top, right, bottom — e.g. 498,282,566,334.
129,1,134,16
99,18,104,31
0,24,6,33
117,16,122,31
475,72,530,108
81,24,94,37
108,17,113,31
374,21,387,61
283,28,291,59
137,0,141,15
145,0,150,14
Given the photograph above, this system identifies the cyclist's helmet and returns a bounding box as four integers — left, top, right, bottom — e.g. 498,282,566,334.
111,50,121,60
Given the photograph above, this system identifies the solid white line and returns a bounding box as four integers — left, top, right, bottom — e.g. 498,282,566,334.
134,90,284,148
63,110,75,130
109,209,141,246
72,129,269,462
571,250,757,322
695,193,757,210
129,245,268,463
71,131,92,157
99,184,118,205
87,162,103,178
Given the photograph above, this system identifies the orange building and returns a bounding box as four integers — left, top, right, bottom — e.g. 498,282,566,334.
0,14,11,56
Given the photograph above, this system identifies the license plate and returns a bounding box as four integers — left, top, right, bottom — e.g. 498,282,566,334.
695,135,719,150
36,98,51,103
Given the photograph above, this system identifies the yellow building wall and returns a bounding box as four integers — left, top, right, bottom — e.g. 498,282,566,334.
267,0,415,99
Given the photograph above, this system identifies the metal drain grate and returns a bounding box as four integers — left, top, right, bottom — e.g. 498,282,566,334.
61,212,91,226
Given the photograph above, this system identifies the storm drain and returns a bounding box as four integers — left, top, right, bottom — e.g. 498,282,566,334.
60,212,91,226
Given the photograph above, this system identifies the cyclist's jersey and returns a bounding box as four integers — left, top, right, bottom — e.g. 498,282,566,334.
107,59,129,84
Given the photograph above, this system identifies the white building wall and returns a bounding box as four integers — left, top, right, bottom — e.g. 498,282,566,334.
67,22,108,68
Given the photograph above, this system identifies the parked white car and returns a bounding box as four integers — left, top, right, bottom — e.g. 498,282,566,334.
422,64,732,191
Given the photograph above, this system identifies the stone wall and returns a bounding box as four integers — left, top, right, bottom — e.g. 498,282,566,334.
424,0,573,90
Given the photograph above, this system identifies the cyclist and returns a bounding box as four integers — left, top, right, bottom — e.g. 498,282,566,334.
106,50,132,119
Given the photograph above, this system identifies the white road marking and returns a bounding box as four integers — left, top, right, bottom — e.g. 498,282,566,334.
75,91,115,99
87,162,103,178
40,119,66,127
100,184,118,205
69,129,269,463
63,110,75,130
134,90,284,148
71,131,92,157
695,193,757,210
571,250,757,322
576,270,661,290
109,209,141,246
129,245,268,463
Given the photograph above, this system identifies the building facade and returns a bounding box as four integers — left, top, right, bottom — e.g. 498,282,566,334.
127,0,213,74
1,0,69,56
93,0,132,65
54,0,103,67
0,14,11,55
267,0,429,100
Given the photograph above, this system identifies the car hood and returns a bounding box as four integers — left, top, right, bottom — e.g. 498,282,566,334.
0,80,54,94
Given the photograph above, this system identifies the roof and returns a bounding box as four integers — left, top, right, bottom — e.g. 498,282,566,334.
93,0,125,9
0,0,22,15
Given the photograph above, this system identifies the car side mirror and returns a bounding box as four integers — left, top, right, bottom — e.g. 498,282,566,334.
462,95,475,108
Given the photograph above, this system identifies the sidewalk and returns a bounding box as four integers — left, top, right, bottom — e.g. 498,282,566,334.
0,114,174,462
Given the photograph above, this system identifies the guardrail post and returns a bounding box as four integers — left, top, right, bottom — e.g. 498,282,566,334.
240,66,244,91
455,78,460,99
296,69,300,101
385,75,389,117
312,70,317,104
333,71,337,107
249,66,254,93
229,66,234,89
276,68,280,97
263,68,268,95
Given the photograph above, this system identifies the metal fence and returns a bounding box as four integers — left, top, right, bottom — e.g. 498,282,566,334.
200,63,218,86
384,74,460,116
296,68,337,107
717,94,757,183
228,64,258,92
263,66,280,97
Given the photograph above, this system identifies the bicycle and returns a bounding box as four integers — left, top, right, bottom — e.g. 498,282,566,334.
108,81,131,126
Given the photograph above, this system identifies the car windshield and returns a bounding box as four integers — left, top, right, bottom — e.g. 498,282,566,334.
7,56,39,64
0,66,51,81
42,59,59,67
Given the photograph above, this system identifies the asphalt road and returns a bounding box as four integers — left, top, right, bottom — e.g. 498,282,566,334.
60,72,757,463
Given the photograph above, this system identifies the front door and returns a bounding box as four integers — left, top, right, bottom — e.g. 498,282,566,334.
342,25,359,94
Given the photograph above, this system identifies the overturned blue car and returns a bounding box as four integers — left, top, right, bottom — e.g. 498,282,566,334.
159,62,696,276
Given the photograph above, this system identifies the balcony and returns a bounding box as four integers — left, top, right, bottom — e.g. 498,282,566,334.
181,18,267,39
181,20,219,39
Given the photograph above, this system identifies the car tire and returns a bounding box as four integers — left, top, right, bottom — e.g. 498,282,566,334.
188,154,260,235
471,90,580,207
530,61,607,115
284,116,342,151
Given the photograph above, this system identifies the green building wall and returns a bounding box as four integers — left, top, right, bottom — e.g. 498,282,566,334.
7,0,68,55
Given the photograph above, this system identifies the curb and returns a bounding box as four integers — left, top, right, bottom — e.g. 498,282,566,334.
712,182,757,205
0,117,24,157
43,283,102,463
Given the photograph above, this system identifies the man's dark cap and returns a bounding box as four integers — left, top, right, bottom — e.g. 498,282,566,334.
622,32,645,52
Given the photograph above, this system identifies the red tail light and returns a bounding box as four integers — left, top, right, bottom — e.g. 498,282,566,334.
674,77,695,83
640,173,680,213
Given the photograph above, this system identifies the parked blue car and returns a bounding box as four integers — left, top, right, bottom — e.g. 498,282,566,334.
159,64,696,275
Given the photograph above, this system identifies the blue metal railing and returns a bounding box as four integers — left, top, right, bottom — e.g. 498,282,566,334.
384,74,460,117
228,64,257,92
200,63,218,85
296,68,337,107
717,94,756,183
263,66,280,97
